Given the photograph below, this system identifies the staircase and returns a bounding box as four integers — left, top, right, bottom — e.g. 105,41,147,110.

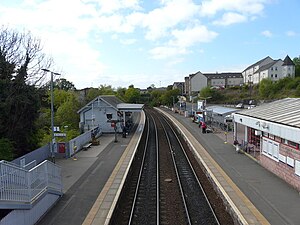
0,160,62,209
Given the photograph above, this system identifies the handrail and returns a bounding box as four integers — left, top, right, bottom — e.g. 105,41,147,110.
0,160,28,172
0,160,62,205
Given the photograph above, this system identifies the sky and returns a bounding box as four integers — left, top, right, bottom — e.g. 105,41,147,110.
0,0,299,90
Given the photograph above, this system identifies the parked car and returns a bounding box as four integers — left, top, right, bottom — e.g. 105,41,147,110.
235,103,244,108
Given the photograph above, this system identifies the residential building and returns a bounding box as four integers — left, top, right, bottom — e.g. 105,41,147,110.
242,55,295,84
172,82,185,95
184,71,243,99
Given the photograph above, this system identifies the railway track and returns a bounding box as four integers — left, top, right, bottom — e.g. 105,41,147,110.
109,108,228,224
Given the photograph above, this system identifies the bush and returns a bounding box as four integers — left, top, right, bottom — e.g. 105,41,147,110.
0,138,14,161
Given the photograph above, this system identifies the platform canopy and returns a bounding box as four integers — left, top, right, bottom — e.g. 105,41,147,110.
117,103,144,112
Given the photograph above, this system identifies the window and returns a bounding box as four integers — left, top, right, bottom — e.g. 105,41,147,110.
271,67,273,71
271,74,273,78
262,137,279,161
288,140,299,149
275,74,277,78
275,67,277,70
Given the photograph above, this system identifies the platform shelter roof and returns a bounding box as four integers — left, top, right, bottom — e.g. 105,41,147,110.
117,103,144,112
235,98,300,128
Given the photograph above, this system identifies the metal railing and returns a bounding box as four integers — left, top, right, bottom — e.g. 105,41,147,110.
0,160,62,205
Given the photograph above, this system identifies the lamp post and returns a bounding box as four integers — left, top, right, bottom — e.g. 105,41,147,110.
42,69,60,163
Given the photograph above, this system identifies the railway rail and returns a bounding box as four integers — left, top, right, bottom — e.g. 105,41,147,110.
109,108,232,225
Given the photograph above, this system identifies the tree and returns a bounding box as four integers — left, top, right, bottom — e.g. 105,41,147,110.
259,78,273,98
54,78,76,91
124,87,140,103
0,27,51,157
116,87,127,101
0,138,14,161
160,89,180,106
293,57,300,77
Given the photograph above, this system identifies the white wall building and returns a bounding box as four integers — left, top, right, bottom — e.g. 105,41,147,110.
233,98,300,191
243,55,295,84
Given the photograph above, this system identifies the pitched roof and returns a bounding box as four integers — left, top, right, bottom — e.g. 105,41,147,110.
282,55,295,66
243,56,273,72
100,95,123,109
203,72,243,79
235,98,300,128
255,59,282,73
77,95,123,113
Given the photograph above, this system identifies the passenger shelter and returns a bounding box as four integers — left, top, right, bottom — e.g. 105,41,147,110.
205,105,238,130
233,98,300,191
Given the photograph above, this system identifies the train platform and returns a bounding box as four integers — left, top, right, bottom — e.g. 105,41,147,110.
160,108,300,225
37,112,145,225
39,107,300,225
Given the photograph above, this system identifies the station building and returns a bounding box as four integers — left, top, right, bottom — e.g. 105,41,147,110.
233,98,300,191
77,95,143,133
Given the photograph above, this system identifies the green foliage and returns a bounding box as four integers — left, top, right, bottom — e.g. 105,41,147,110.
116,87,127,101
0,138,14,161
54,78,76,91
293,57,300,77
258,78,273,98
160,89,180,106
85,85,116,103
124,87,141,103
199,86,213,98
55,93,80,130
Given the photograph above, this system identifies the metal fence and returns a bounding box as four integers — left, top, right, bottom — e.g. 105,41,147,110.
12,144,50,167
68,126,102,157
0,160,62,206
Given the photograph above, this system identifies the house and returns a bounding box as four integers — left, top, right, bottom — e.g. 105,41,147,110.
172,82,185,95
184,71,243,99
242,55,295,84
233,98,300,191
205,72,243,88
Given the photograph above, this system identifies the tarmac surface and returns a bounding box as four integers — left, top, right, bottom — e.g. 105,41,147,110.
38,109,300,225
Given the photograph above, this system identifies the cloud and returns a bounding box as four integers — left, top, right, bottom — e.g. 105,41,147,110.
261,30,272,37
140,0,200,40
120,38,137,45
213,12,247,26
84,0,142,14
286,30,296,37
149,25,217,59
149,46,189,59
170,25,218,47
200,0,267,17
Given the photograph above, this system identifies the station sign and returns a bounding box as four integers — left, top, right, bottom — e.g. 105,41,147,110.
54,133,66,137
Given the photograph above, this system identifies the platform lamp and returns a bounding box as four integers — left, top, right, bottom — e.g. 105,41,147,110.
42,68,61,163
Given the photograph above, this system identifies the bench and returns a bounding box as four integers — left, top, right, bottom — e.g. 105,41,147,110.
82,143,92,151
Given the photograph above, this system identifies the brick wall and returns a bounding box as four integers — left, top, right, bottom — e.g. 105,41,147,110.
260,144,300,191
